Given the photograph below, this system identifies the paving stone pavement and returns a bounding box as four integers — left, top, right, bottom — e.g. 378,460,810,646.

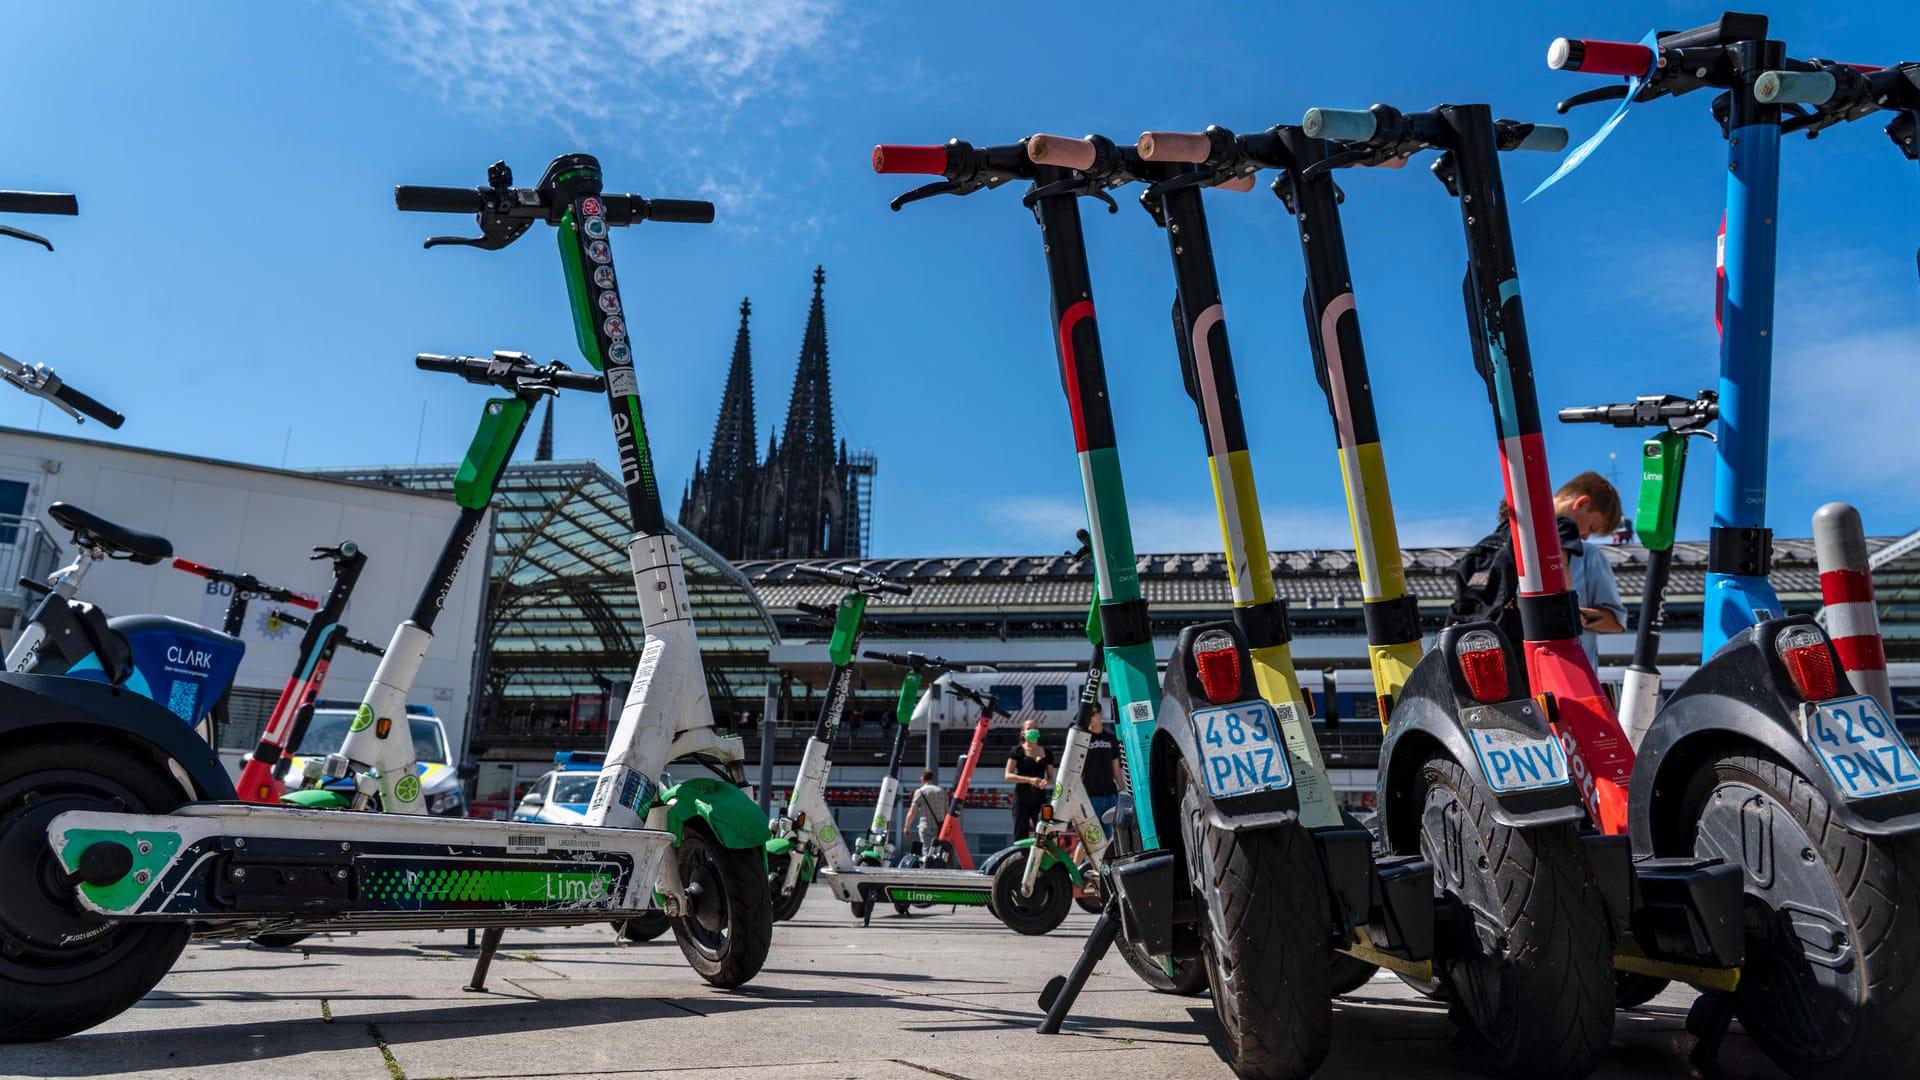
0,892,1787,1079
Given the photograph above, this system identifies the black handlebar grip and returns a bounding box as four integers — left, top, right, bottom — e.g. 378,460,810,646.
394,185,486,214
415,353,476,374
550,368,606,392
53,381,124,428
864,650,907,664
879,580,912,596
0,191,78,216
644,199,715,224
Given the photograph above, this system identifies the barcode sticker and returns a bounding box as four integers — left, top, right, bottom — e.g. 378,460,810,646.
506,834,547,854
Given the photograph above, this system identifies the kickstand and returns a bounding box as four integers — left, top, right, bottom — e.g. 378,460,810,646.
1037,909,1118,1035
1686,989,1735,1068
861,885,876,928
464,927,504,993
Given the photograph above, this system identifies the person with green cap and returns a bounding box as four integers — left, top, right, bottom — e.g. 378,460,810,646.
1003,717,1055,841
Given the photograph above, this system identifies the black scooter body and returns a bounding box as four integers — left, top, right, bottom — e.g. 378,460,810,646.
0,672,237,800
1631,614,1920,847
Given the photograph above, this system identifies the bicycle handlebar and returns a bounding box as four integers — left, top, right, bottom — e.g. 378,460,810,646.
173,558,320,608
0,191,78,216
415,351,604,393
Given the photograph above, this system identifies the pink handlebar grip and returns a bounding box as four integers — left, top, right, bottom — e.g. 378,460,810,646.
1136,131,1213,164
1548,37,1654,77
872,145,949,175
1218,175,1258,192
1025,134,1098,171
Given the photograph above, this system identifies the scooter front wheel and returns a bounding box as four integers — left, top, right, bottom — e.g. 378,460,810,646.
988,855,1071,935
1416,751,1613,1078
1681,749,1920,1076
766,852,809,923
669,825,772,988
0,739,192,1042
1179,766,1333,1079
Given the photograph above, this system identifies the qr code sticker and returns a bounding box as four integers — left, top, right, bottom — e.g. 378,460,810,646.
168,681,199,722
1128,701,1154,726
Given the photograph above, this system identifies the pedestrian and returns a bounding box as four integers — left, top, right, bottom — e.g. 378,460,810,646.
1004,719,1055,841
1554,471,1627,666
1080,703,1124,835
903,768,950,857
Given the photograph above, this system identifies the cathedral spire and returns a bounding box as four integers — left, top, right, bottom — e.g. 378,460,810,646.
705,298,758,486
780,266,835,465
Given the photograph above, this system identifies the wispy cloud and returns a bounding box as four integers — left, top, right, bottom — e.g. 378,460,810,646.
349,0,840,223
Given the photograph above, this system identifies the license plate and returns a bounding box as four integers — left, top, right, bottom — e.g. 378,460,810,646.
1195,701,1292,799
1805,695,1920,800
1467,725,1571,794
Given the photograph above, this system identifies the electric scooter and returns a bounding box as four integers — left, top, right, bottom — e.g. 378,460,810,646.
1544,18,1920,1071
1556,392,1719,748
0,156,760,1043
167,558,321,746
771,566,1081,929
905,675,1010,871
875,136,1339,1079
856,649,949,872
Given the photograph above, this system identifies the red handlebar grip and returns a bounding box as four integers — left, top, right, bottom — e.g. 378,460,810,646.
1136,131,1212,164
288,592,320,610
172,557,213,577
872,144,949,175
1549,38,1654,77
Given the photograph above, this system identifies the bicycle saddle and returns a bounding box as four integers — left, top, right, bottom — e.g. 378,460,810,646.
47,502,172,564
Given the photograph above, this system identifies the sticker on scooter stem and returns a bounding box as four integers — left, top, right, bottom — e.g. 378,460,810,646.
1804,695,1920,800
1194,700,1292,799
1467,725,1571,794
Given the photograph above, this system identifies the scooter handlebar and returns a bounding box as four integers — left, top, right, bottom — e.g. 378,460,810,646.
1755,69,1838,104
862,649,952,670
872,144,951,175
1547,38,1655,77
1135,130,1214,164
414,352,604,393
639,198,715,224
174,558,321,608
1025,134,1098,171
393,185,487,214
49,379,123,428
1301,108,1378,143
0,191,78,216
1511,124,1571,152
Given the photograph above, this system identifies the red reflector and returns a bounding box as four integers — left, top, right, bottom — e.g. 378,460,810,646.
1777,625,1839,701
1192,631,1242,704
1456,629,1508,704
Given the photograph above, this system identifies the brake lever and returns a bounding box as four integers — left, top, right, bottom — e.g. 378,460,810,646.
424,217,531,251
1555,85,1630,115
1141,168,1212,203
0,224,53,251
889,180,961,212
1022,177,1118,212
1298,146,1379,181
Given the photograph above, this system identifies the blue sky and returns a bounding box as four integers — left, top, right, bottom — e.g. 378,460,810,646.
2,1,1915,558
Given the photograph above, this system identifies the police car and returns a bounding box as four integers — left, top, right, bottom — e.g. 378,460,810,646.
513,751,605,824
287,702,467,817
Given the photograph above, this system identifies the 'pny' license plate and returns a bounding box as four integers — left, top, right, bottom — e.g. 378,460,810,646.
1806,695,1920,800
1195,701,1293,799
1467,725,1570,794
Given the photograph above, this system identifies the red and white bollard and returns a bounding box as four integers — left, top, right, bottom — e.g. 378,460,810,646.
1814,502,1893,714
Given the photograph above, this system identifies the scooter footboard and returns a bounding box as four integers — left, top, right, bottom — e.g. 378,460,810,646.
48,804,673,921
1625,856,1745,970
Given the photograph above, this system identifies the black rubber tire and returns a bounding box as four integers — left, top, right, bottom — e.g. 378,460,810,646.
989,854,1071,936
1613,972,1668,1010
1178,767,1332,1080
668,825,772,989
614,912,671,943
1117,932,1210,996
767,852,809,923
0,739,192,1042
1394,971,1448,999
250,932,311,948
1678,749,1920,1077
1330,952,1378,996
1073,861,1103,914
1414,751,1613,1078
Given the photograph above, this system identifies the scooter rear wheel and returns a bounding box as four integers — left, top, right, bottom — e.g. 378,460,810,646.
1681,749,1920,1076
0,738,192,1042
1179,766,1332,1079
669,825,772,988
1415,752,1612,1078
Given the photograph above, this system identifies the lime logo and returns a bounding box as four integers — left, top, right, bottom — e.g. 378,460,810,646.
394,775,421,803
818,824,837,845
350,705,375,732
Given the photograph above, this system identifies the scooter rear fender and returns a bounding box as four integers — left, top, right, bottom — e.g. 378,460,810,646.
1376,625,1585,855
1630,615,1920,849
0,672,236,800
